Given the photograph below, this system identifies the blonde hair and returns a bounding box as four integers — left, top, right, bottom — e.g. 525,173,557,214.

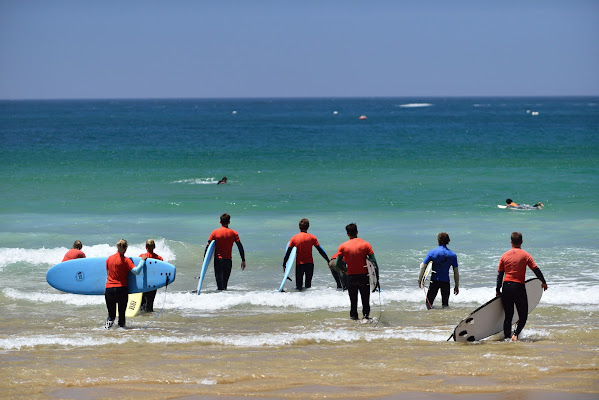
116,239,128,252
146,239,156,250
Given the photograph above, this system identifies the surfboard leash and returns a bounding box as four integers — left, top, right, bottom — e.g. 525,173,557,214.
373,285,382,327
139,275,170,330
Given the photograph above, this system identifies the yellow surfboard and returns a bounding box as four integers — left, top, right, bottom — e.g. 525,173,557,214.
116,292,143,318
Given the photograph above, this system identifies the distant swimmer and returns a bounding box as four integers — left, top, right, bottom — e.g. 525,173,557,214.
504,198,544,209
62,240,86,262
217,177,228,185
496,232,548,341
282,218,330,291
418,232,459,309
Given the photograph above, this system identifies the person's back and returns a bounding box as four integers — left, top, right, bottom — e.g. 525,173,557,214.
62,240,86,262
338,237,372,274
290,231,319,265
207,213,246,290
284,218,329,290
425,245,457,283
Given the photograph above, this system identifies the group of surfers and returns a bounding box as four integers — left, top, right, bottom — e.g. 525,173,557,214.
63,210,548,341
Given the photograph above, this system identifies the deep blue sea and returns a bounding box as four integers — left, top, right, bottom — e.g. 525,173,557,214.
1,97,598,397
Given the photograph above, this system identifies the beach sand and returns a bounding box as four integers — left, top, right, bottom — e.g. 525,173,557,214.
4,335,598,399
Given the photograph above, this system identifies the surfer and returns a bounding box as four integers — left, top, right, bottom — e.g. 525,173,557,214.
329,252,347,290
335,223,379,321
418,232,459,309
282,218,331,291
206,213,246,290
496,232,548,341
104,239,147,329
217,176,227,184
505,198,544,209
139,239,163,312
62,240,86,262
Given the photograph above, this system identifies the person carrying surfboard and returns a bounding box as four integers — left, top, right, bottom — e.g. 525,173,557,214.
282,218,330,291
329,252,347,290
139,239,163,312
206,213,246,290
62,240,86,262
418,232,459,309
104,239,147,329
496,231,548,341
335,223,379,321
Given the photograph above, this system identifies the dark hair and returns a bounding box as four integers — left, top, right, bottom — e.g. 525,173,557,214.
220,213,231,225
299,218,310,231
345,223,358,236
73,240,82,250
506,198,513,204
437,232,450,246
511,231,523,246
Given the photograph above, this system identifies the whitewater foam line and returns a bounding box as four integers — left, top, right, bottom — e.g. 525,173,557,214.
399,103,433,108
0,327,455,350
6,284,599,311
171,178,220,185
0,238,176,269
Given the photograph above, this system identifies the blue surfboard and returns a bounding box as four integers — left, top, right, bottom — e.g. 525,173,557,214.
278,242,296,292
46,257,176,295
197,240,215,295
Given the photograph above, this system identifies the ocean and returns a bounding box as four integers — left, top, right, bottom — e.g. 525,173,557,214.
1,97,598,399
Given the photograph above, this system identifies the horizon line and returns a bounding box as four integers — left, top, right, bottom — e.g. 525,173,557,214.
1,94,598,102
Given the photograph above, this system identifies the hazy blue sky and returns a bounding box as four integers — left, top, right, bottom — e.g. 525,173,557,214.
1,1,598,99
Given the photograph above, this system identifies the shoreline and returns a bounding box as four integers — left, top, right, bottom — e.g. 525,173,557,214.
45,386,599,400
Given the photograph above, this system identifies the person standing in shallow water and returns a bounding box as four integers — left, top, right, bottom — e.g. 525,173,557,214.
139,239,163,312
335,223,379,321
282,218,331,291
206,213,246,290
104,239,146,329
62,240,86,261
496,231,548,341
418,232,459,309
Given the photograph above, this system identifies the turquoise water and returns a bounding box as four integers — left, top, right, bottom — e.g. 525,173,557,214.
1,97,598,396
1,97,598,289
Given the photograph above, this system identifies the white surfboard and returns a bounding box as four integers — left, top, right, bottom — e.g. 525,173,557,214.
197,240,215,295
420,261,433,287
365,259,378,292
451,278,544,342
279,243,296,292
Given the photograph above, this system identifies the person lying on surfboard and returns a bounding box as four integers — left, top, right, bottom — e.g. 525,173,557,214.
282,218,330,291
496,231,548,341
505,198,544,209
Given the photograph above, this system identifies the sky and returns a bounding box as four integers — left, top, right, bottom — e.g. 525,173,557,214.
1,1,598,99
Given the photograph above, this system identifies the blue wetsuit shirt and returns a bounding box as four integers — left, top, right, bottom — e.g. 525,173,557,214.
423,245,458,283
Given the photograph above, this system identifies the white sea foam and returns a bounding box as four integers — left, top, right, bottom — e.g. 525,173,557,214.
398,103,433,108
171,178,220,185
0,238,176,269
0,326,450,350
